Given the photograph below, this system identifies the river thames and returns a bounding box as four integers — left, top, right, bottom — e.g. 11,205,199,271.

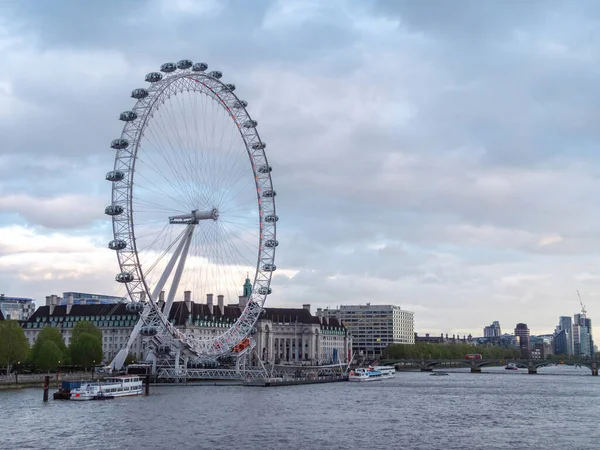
1,366,598,449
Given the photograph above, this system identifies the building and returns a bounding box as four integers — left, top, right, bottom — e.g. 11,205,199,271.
0,295,36,321
514,323,530,358
484,321,501,338
59,292,125,305
573,313,593,357
553,329,569,355
172,299,351,365
556,316,574,355
0,308,4,320
21,295,144,363
19,280,352,366
319,303,414,358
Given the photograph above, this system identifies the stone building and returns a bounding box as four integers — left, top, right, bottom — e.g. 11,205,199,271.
20,280,352,366
21,294,144,363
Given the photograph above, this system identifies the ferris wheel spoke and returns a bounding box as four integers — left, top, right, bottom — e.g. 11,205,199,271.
145,109,199,205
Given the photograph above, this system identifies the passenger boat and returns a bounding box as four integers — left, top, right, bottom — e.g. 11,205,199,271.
70,375,143,401
348,367,383,382
505,363,519,370
372,365,395,379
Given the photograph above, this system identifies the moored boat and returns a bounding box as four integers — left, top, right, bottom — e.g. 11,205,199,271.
348,367,383,382
70,375,143,400
505,363,519,370
372,365,395,379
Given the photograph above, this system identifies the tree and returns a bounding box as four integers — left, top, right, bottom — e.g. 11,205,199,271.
34,340,63,372
69,333,103,371
71,321,102,342
30,326,66,371
69,322,103,371
0,321,30,375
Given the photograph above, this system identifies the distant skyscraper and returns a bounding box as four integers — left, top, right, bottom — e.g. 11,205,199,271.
484,321,501,338
557,316,574,355
574,313,593,357
514,323,531,358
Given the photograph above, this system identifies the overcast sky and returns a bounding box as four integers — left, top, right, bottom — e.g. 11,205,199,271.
1,0,599,338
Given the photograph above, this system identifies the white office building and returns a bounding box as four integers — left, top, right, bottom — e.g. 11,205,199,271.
318,303,414,358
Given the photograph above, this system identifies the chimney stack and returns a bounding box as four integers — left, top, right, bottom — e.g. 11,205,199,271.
49,294,57,315
303,304,311,314
184,290,192,312
217,295,224,315
45,296,51,306
67,294,74,315
207,293,214,315
159,290,165,311
238,295,247,309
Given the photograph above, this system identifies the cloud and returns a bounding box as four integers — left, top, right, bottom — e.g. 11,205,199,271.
0,0,599,340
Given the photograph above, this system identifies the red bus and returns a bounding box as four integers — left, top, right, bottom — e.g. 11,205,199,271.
465,354,482,360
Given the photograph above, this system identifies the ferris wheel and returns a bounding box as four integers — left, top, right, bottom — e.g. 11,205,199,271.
105,60,278,370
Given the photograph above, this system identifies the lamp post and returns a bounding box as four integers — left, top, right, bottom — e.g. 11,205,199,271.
15,361,20,384
92,360,95,380
56,360,61,387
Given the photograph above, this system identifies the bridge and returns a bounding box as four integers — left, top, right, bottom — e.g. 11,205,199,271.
381,358,600,375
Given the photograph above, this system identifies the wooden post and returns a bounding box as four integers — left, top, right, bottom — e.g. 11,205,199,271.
145,374,150,396
43,376,50,402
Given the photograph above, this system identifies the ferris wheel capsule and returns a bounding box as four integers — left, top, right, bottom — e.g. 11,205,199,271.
105,171,125,182
119,111,137,122
125,302,144,313
208,70,222,79
192,62,208,72
177,59,193,70
111,139,129,149
145,72,163,82
160,62,177,73
131,88,149,99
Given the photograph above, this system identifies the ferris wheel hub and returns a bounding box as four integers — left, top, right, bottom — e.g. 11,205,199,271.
169,208,218,224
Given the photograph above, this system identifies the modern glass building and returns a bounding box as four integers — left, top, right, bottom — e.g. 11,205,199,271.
0,295,36,321
59,292,126,305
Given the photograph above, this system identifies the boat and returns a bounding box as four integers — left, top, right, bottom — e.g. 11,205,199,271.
348,367,383,382
70,375,143,401
53,380,86,400
372,365,395,379
430,372,449,376
505,363,519,370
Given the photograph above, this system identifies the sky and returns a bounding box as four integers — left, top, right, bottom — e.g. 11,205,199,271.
0,0,600,338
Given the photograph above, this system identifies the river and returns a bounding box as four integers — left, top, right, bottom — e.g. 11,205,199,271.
1,365,598,449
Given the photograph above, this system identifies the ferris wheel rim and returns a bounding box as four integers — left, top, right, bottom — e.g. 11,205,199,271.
107,63,277,360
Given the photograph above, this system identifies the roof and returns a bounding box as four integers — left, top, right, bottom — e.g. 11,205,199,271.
23,303,130,322
20,301,347,330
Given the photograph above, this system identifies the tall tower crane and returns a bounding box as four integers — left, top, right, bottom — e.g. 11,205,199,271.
577,290,587,316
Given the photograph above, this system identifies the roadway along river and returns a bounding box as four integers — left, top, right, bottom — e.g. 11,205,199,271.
1,365,598,449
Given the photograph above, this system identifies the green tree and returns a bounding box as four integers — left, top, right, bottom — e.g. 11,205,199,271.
71,321,102,342
35,340,63,372
0,320,30,375
69,333,103,370
30,326,66,371
69,322,103,371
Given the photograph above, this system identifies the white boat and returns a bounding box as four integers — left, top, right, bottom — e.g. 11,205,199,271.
70,375,143,400
348,367,383,382
505,363,519,371
372,365,395,379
